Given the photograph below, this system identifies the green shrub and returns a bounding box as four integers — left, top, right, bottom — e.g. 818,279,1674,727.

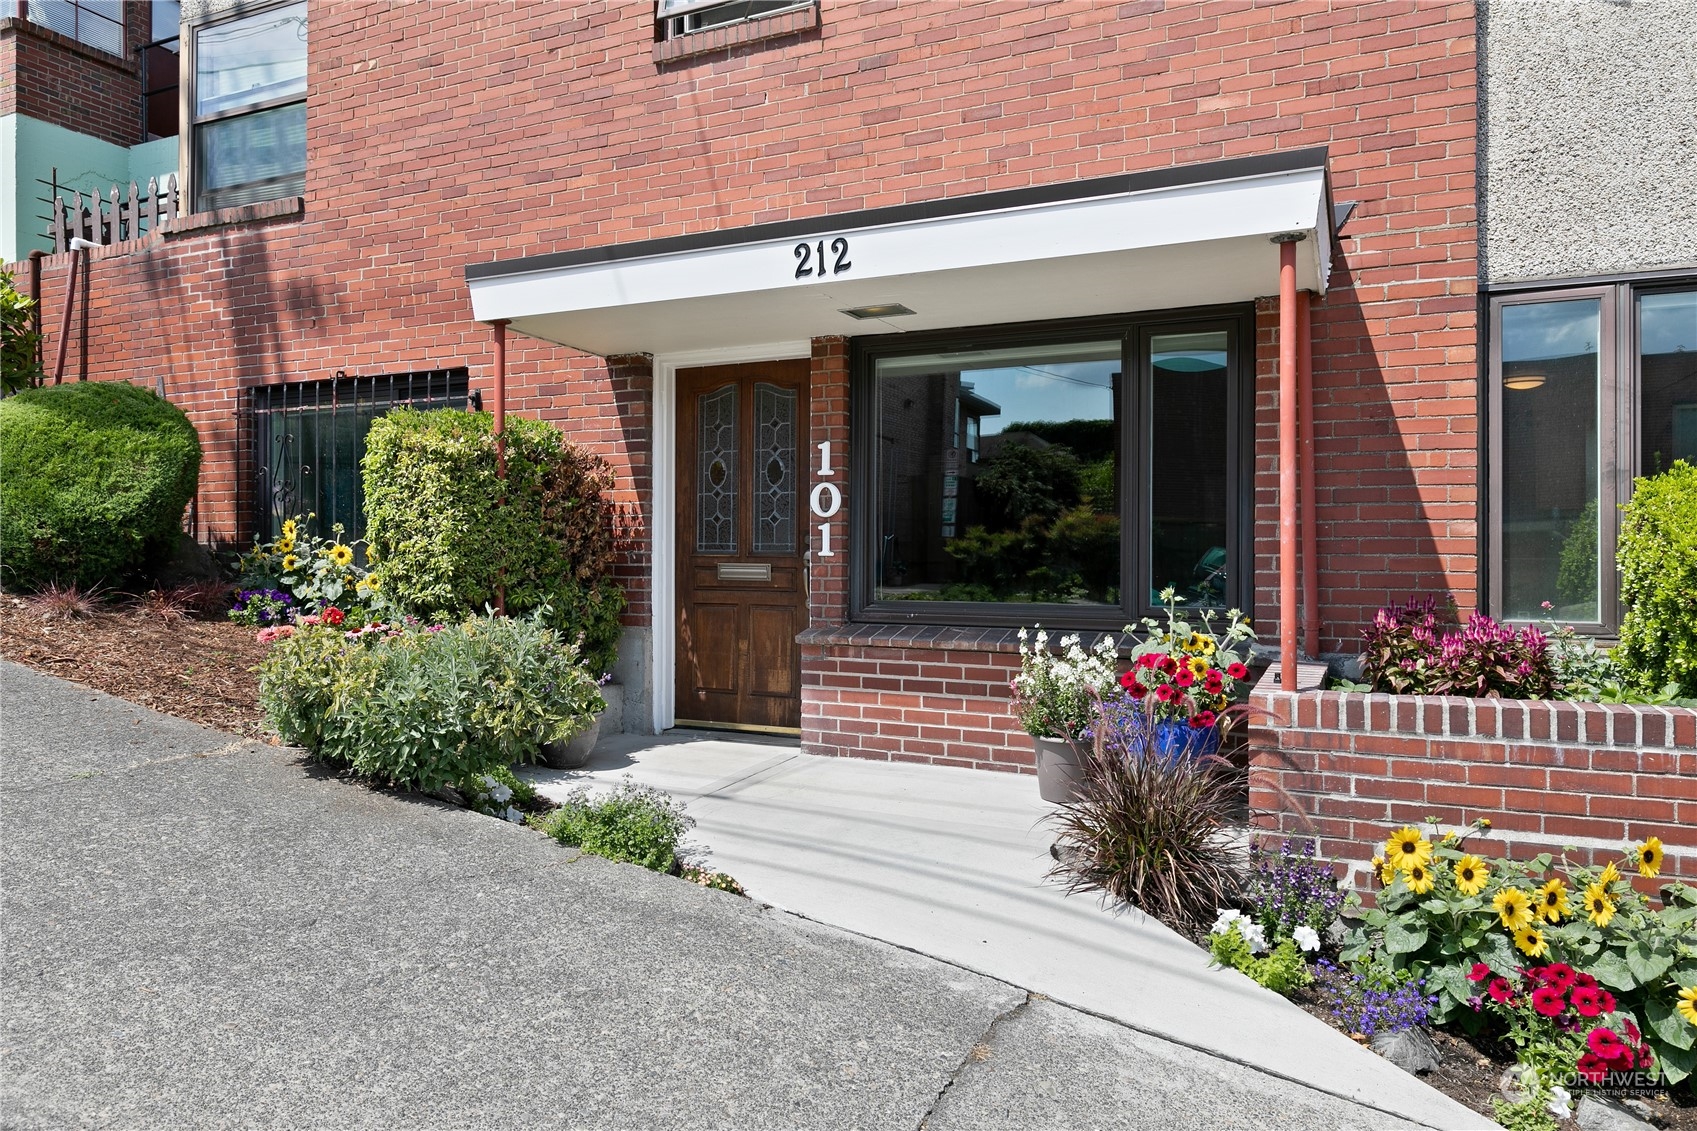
1617,461,1697,696
257,613,604,792
533,777,693,874
0,381,201,591
1,267,41,395
1209,921,1313,997
362,408,625,676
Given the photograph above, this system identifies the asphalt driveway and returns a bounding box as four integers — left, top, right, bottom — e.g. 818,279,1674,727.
0,661,1454,1129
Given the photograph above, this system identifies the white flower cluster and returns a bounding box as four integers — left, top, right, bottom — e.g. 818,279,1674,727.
1210,909,1267,954
469,774,525,824
1291,925,1322,953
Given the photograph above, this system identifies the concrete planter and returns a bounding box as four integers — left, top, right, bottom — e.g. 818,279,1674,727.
540,712,603,770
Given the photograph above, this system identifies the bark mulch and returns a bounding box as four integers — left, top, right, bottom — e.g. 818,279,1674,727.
0,595,271,739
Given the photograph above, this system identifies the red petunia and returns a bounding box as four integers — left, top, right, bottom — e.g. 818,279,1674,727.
1138,653,1161,669
1118,671,1140,691
1572,972,1598,991
1571,986,1605,1018
323,606,346,627
1190,710,1217,729
1486,978,1515,1005
1204,673,1225,694
1467,963,1492,983
1540,963,1578,993
1128,682,1149,698
1174,669,1195,688
1159,656,1179,675
1587,1028,1628,1062
1226,662,1249,680
1531,985,1566,1017
1155,684,1179,703
1575,1053,1609,1084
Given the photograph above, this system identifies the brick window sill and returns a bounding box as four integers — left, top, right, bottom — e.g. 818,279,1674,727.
653,2,818,65
799,622,1023,654
162,196,304,238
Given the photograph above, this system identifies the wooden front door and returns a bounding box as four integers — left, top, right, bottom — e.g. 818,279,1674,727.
676,360,809,731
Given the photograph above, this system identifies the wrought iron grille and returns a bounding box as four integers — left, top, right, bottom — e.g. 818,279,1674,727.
245,369,474,544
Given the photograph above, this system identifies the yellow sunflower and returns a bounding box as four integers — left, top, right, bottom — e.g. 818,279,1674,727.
1583,882,1616,929
1454,855,1490,897
1678,985,1697,1028
328,544,354,568
281,554,299,572
1514,924,1549,958
359,571,382,593
1636,837,1664,878
1536,878,1570,923
1385,827,1433,873
275,536,295,554
282,519,298,538
1598,860,1622,887
1184,632,1207,653
1406,862,1436,895
1493,887,1534,932
1186,656,1210,678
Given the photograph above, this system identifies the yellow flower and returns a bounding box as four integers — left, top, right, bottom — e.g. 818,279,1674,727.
1598,861,1621,887
1454,855,1490,897
1678,985,1697,1028
1536,878,1570,923
281,554,299,572
1373,855,1396,886
1583,883,1616,929
1385,827,1433,873
1514,924,1549,958
1493,887,1534,932
282,519,298,538
328,544,354,568
360,571,382,592
1406,862,1435,895
1636,836,1663,878
365,545,380,565
275,536,295,554
1185,632,1206,653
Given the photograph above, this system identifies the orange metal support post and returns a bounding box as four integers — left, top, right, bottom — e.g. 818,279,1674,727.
1298,288,1318,658
1275,235,1302,693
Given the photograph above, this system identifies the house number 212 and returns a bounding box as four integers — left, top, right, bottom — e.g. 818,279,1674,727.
794,238,851,279
811,440,841,557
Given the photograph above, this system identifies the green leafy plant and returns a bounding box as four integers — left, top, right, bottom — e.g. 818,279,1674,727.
1045,698,1244,931
1616,460,1697,697
258,612,604,792
1555,497,1599,613
458,765,543,823
1,267,41,395
362,409,625,677
0,381,201,591
533,776,693,874
1209,918,1313,996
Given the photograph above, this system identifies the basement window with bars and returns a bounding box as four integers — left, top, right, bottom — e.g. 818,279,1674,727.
656,0,811,38
248,369,472,544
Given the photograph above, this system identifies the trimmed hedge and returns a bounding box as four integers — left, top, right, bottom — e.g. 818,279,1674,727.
362,408,625,676
1616,460,1697,696
0,381,201,590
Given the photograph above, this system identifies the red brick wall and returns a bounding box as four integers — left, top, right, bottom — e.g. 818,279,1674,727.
3,8,150,147
1249,688,1697,893
14,1,1479,755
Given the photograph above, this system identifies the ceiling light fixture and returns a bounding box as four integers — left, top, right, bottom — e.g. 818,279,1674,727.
840,303,915,320
1503,372,1547,391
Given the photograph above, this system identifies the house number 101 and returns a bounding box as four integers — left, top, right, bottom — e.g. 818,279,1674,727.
811,440,841,557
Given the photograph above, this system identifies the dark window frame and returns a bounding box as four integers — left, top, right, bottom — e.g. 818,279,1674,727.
27,0,125,57
655,0,812,40
184,0,307,215
848,305,1255,631
1485,274,1697,634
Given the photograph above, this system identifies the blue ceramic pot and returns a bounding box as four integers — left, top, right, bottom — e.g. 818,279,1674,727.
1136,717,1222,764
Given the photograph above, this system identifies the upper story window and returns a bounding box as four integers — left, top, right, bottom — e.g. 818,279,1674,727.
851,310,1252,629
657,0,811,39
1488,280,1697,630
26,0,123,55
189,0,306,212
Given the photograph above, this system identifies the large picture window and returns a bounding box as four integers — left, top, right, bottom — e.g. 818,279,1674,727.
851,311,1251,627
189,1,306,212
1488,280,1697,630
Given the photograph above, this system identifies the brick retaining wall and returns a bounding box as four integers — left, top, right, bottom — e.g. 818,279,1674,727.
1248,688,1697,892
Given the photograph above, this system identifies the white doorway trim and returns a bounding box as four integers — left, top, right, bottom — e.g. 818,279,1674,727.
649,340,813,734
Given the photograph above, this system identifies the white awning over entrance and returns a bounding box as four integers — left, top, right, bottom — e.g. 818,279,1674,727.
466,152,1333,357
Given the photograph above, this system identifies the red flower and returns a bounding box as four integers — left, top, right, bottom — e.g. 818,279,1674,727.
1174,669,1195,688
1531,985,1566,1017
1540,963,1577,993
1204,673,1225,694
1587,1028,1628,1062
1226,662,1249,680
1159,656,1179,675
323,607,346,627
1571,986,1605,1017
1128,682,1148,698
1575,1053,1609,1084
1138,653,1161,669
1118,671,1139,690
1190,710,1217,729
1572,972,1598,991
1466,963,1492,983
1155,684,1179,703
1486,978,1515,1005
1623,1019,1640,1043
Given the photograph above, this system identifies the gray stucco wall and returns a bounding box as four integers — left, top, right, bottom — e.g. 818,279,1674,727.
1481,0,1697,284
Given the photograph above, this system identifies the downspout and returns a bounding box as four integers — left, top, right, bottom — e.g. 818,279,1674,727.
1298,288,1318,658
51,241,93,385
1273,234,1304,693
26,250,43,384
490,318,510,616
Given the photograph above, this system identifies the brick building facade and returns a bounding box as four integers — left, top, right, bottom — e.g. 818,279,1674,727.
9,1,1692,770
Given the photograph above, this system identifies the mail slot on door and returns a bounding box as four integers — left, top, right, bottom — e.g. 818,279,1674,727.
716,562,772,582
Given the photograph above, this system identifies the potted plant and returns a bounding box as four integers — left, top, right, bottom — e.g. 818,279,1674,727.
1118,590,1257,762
1010,627,1121,802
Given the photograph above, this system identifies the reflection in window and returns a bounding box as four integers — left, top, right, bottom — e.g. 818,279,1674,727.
1501,299,1601,621
1149,332,1230,606
192,2,307,211
873,340,1121,605
1639,290,1697,476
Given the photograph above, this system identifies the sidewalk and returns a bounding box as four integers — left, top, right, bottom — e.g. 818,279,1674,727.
528,730,1494,1130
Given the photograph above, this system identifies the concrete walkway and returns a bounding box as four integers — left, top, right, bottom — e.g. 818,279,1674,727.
530,730,1494,1130
1,661,1490,1129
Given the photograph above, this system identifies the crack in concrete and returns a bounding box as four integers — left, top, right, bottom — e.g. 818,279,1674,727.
9,739,260,797
915,990,1035,1131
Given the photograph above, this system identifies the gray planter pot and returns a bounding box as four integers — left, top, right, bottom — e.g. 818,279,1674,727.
1033,735,1086,804
540,714,602,770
